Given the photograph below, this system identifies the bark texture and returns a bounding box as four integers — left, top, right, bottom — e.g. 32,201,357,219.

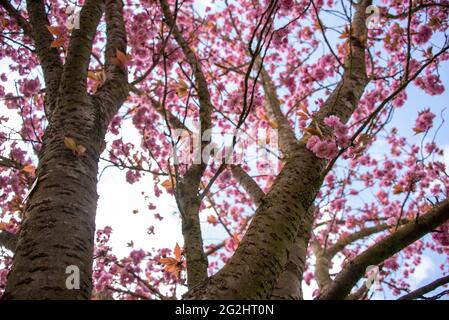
231,165,312,300
2,0,129,300
0,231,18,252
271,207,313,300
319,198,449,300
183,1,371,299
159,0,212,288
398,275,449,300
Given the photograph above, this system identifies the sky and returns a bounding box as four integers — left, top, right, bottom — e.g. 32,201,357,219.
1,0,448,300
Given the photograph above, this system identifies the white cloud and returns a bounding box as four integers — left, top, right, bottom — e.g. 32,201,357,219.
410,255,434,286
96,165,182,256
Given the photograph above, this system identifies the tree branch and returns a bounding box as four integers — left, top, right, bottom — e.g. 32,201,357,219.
398,275,449,300
62,0,105,97
311,239,332,291
159,0,213,288
183,0,372,300
24,0,64,116
230,165,312,299
319,198,449,300
326,223,395,258
230,165,264,206
258,63,298,155
0,231,18,252
0,0,32,36
271,206,313,300
94,0,130,124
305,0,370,138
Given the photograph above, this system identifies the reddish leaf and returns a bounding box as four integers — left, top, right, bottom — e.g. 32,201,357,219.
160,257,178,267
111,49,131,69
174,243,182,261
64,137,77,150
161,179,175,191
47,25,64,36
50,37,65,48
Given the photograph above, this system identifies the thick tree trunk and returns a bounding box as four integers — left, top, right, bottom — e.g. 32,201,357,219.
1,0,128,299
271,206,313,300
183,0,371,299
1,0,107,300
3,97,107,299
184,147,326,299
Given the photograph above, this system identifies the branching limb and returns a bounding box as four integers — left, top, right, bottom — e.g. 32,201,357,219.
230,164,313,300
94,0,130,125
258,64,298,155
319,198,449,300
21,0,64,116
159,0,213,288
326,223,396,257
398,275,449,300
230,165,264,206
311,239,332,291
61,0,105,97
0,0,32,36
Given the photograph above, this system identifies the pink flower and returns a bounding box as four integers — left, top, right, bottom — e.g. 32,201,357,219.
324,115,350,147
20,78,40,97
413,25,432,45
279,0,294,12
95,271,112,292
130,249,146,264
303,272,313,285
273,28,289,47
312,68,326,81
325,172,335,188
307,136,338,159
126,170,141,184
323,115,340,127
419,74,445,96
109,115,121,135
306,135,320,149
413,109,435,133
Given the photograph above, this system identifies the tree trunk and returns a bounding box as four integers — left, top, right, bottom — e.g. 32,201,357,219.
3,97,107,299
184,147,326,299
271,206,313,300
1,0,128,299
178,181,208,288
183,0,371,299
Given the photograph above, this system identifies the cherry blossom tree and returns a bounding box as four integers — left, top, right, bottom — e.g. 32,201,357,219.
0,0,449,300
